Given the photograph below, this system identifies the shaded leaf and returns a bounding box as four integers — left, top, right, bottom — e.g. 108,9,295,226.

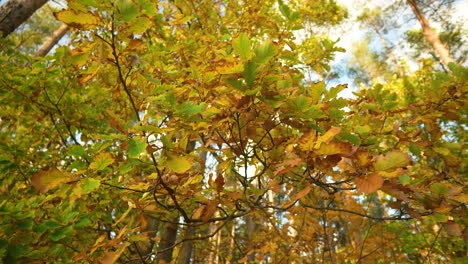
90,153,114,171
31,168,76,194
315,142,352,156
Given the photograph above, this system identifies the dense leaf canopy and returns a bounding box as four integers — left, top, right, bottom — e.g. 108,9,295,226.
0,0,466,263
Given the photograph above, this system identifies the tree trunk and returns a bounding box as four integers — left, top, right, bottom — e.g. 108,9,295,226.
156,219,179,264
406,0,455,67
0,0,49,38
34,24,68,57
370,23,405,77
176,223,196,264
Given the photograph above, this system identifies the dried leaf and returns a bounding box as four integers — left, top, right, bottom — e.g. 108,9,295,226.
201,200,218,222
355,173,383,194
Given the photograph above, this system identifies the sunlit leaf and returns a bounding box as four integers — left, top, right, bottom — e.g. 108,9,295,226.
80,178,101,194
314,126,341,149
315,142,352,156
166,156,192,173
254,41,277,64
355,173,383,194
374,151,411,171
232,33,251,60
128,138,147,158
54,10,101,29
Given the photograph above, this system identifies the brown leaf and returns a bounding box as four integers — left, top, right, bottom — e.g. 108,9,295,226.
201,199,218,222
444,221,462,236
215,174,225,193
31,168,77,193
355,173,383,194
355,149,371,167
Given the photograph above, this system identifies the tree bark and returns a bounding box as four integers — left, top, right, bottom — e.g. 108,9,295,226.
176,223,196,264
370,23,405,77
0,0,49,38
33,24,68,57
406,0,455,67
156,219,179,264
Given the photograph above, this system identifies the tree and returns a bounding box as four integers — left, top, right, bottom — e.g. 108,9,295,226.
0,0,49,37
406,0,455,67
0,0,466,263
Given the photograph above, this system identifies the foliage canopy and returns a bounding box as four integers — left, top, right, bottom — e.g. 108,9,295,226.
0,0,466,263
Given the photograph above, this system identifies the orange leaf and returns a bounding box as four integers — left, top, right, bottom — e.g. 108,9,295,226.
31,168,76,193
201,200,218,222
355,149,371,167
355,173,383,194
293,186,311,201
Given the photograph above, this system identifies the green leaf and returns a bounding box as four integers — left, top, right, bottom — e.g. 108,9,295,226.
242,61,258,87
226,78,245,91
31,168,76,194
176,102,206,114
89,152,114,171
117,0,139,22
166,156,192,173
399,174,411,185
254,41,277,64
81,178,101,194
232,33,251,60
128,138,147,158
431,183,449,197
49,226,73,241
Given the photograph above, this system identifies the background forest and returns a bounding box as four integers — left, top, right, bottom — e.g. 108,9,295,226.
0,0,466,263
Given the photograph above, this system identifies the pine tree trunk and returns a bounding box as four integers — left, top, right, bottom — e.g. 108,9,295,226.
370,23,405,77
406,0,455,67
34,24,68,57
0,0,48,38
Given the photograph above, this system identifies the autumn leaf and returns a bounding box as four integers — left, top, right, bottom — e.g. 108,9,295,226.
99,242,130,264
314,126,342,149
232,33,252,60
298,130,317,151
128,137,147,158
315,142,352,156
201,199,218,222
31,168,77,193
374,151,411,171
90,152,114,171
215,174,225,193
166,156,192,173
54,10,102,29
355,173,383,194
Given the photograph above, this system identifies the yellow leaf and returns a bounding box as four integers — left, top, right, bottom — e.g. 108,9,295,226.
298,130,316,151
315,142,352,156
355,149,371,167
374,151,411,171
314,126,341,149
31,168,76,194
378,168,407,178
355,173,383,194
166,156,192,173
99,242,130,264
54,10,102,29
